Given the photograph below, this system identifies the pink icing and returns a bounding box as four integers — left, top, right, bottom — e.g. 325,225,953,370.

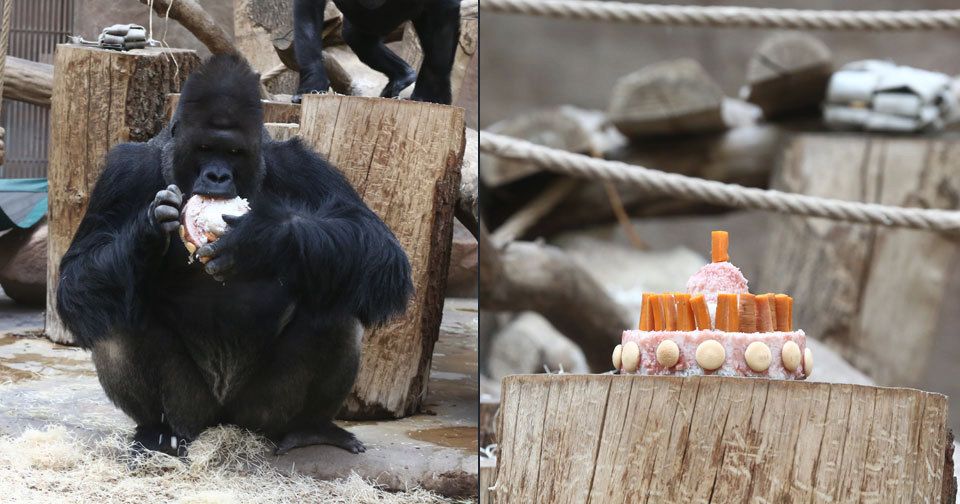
685,262,748,303
621,329,807,380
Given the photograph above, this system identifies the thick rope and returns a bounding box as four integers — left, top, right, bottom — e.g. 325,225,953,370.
480,0,960,31
0,0,11,116
480,131,960,233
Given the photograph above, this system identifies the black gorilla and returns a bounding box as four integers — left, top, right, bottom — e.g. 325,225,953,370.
57,54,412,456
293,0,461,104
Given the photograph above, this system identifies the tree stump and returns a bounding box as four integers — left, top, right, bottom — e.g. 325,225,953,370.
608,59,726,138
297,95,464,419
746,33,832,118
757,133,959,385
46,45,200,345
493,375,954,503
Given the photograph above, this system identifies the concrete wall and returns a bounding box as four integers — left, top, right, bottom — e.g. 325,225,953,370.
480,0,960,127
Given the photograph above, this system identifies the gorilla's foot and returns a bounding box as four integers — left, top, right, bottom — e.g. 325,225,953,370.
379,71,417,99
274,422,366,455
131,424,189,458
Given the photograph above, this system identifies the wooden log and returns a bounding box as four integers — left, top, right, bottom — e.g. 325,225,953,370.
479,225,633,371
139,0,234,55
399,7,479,104
746,33,833,118
608,59,726,138
46,45,200,345
757,133,959,385
297,95,464,419
264,122,299,141
480,456,497,504
165,94,301,124
494,375,954,503
5,57,53,107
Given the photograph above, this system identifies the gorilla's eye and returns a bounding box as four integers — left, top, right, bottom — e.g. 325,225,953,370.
198,144,211,152
229,148,241,155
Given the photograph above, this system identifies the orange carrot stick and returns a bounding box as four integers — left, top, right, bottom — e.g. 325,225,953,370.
716,293,739,331
640,293,654,330
711,230,729,263
650,294,665,331
763,293,777,330
691,294,711,330
663,293,678,330
676,293,695,331
775,294,793,331
738,293,757,333
756,294,773,332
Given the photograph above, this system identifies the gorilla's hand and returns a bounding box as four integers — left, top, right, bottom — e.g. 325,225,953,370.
196,214,244,282
149,184,183,235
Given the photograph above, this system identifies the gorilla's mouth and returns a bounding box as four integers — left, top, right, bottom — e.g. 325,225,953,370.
179,194,251,262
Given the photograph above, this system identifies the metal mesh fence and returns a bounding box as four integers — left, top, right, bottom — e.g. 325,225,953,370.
0,0,74,179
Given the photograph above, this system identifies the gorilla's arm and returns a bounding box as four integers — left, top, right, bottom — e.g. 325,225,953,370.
204,139,413,327
56,143,168,348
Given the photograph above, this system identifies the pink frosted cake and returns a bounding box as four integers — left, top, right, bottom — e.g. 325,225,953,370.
612,231,812,379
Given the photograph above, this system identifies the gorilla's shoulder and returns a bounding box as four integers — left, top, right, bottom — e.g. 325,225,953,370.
262,138,357,198
97,142,165,196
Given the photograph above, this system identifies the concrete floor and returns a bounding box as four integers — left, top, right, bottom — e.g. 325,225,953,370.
0,293,479,499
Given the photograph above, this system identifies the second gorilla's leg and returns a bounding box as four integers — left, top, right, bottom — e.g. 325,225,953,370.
342,20,417,98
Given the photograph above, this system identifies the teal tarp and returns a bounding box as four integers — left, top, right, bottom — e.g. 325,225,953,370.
0,178,48,231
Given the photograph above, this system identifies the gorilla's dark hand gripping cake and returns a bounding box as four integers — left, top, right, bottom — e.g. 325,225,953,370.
612,231,813,379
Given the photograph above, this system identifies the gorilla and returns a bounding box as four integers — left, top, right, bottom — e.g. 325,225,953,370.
293,0,461,104
56,54,412,457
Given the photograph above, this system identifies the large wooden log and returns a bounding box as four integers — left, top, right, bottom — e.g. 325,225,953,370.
5,57,53,107
757,133,959,385
297,95,464,418
494,375,954,503
45,45,200,344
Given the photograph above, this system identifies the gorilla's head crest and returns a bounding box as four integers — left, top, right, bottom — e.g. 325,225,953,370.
166,54,267,201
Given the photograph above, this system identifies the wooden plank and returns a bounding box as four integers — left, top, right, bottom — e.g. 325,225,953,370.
297,95,464,418
165,93,300,124
493,375,954,503
758,133,960,385
46,45,200,344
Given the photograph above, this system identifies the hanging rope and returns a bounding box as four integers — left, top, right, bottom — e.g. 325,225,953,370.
479,131,960,233
479,0,960,31
0,0,12,164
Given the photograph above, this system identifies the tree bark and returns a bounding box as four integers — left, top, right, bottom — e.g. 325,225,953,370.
297,95,465,419
494,374,954,503
46,45,200,344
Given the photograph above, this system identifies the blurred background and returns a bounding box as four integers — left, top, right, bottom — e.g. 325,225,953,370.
478,0,960,437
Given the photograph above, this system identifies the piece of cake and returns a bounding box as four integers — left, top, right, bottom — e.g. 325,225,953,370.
179,195,251,263
612,231,812,379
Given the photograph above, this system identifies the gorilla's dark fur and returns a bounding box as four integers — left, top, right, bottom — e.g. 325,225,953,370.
294,0,461,104
57,54,412,456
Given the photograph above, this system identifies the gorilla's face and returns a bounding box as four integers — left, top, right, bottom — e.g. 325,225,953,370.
171,56,265,201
